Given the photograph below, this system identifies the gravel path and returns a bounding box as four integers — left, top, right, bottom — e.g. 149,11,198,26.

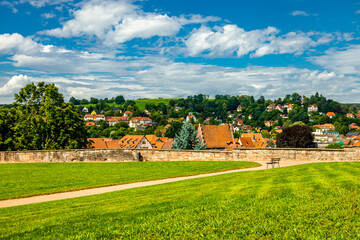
0,160,325,208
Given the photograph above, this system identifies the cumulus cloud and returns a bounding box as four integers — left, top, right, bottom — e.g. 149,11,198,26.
311,45,360,75
0,33,40,54
0,74,29,96
42,0,220,44
185,25,349,58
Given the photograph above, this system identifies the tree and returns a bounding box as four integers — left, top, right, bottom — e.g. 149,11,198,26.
172,122,206,150
277,125,314,148
115,95,125,104
9,82,89,150
164,122,183,138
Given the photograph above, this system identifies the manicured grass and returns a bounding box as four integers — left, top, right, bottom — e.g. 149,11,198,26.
0,161,259,200
1,163,360,239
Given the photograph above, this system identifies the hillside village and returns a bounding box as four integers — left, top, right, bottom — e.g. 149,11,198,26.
74,93,360,150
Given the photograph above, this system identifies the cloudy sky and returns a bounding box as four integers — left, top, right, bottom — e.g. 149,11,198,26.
0,0,360,103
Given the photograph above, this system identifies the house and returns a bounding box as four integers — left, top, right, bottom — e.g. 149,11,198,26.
349,123,359,130
143,109,150,115
86,122,96,127
326,112,336,118
84,112,105,121
313,124,335,131
197,124,234,149
275,104,283,112
82,107,89,113
345,132,359,139
175,106,182,111
106,116,129,126
313,135,338,148
287,104,294,111
357,112,360,118
241,133,264,142
308,104,318,112
347,113,355,118
204,117,211,124
238,137,255,148
123,111,132,117
145,135,173,149
129,117,152,128
281,113,288,119
228,113,236,118
118,135,152,149
266,104,275,112
236,119,243,126
264,120,274,127
186,115,197,123
237,105,243,112
88,138,120,149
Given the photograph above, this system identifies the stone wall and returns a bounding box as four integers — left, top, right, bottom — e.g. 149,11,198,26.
0,147,359,163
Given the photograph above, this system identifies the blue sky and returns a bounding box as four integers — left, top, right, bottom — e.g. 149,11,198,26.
0,0,360,103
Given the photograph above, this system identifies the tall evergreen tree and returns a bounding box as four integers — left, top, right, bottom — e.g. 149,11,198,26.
172,122,206,150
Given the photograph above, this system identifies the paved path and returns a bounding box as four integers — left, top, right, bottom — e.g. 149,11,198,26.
0,161,323,208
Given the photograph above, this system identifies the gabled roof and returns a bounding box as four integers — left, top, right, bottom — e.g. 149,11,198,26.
88,138,108,149
198,124,234,149
327,112,336,116
239,137,255,148
118,135,146,148
106,140,120,149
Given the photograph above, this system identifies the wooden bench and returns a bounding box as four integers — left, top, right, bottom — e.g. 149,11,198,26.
266,158,280,169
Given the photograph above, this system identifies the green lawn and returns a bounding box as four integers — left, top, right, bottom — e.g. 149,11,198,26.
0,161,259,200
134,98,178,110
1,162,360,239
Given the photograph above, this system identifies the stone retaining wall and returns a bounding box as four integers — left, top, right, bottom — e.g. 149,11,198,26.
1,147,359,163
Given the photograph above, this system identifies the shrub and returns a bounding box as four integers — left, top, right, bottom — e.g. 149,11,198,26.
325,143,343,149
277,125,314,148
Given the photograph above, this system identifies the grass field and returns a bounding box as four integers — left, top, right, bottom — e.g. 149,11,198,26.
78,98,177,111
1,162,360,239
134,98,177,110
0,161,259,200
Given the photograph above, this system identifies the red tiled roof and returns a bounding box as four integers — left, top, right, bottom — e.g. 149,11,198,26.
198,124,234,149
88,138,108,149
239,137,255,148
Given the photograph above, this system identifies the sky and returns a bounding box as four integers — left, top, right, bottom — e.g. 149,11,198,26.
0,0,360,103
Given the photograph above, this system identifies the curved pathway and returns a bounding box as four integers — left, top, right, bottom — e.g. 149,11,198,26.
0,160,324,208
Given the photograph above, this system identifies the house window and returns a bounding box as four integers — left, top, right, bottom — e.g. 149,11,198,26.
142,141,146,144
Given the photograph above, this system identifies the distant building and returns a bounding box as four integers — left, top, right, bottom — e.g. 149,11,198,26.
347,113,355,118
124,111,132,117
308,104,318,112
84,111,105,121
264,120,274,127
129,117,152,128
82,107,89,113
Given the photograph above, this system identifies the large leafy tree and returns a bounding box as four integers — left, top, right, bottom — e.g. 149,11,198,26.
5,82,89,150
277,125,314,148
172,122,206,150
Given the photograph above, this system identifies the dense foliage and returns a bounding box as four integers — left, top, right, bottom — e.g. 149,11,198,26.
325,143,343,149
277,125,314,148
172,122,206,150
0,82,88,151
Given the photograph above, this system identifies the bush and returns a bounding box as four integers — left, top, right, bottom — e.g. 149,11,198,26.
325,143,343,149
277,125,314,148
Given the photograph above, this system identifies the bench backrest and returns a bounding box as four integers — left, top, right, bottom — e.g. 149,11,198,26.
271,158,280,163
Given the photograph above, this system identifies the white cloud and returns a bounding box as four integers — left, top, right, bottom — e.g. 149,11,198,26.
185,25,349,58
104,14,181,44
311,45,360,75
0,33,40,54
43,0,136,38
42,0,219,45
18,0,71,8
0,74,29,96
356,10,360,14
290,11,310,16
41,12,56,19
